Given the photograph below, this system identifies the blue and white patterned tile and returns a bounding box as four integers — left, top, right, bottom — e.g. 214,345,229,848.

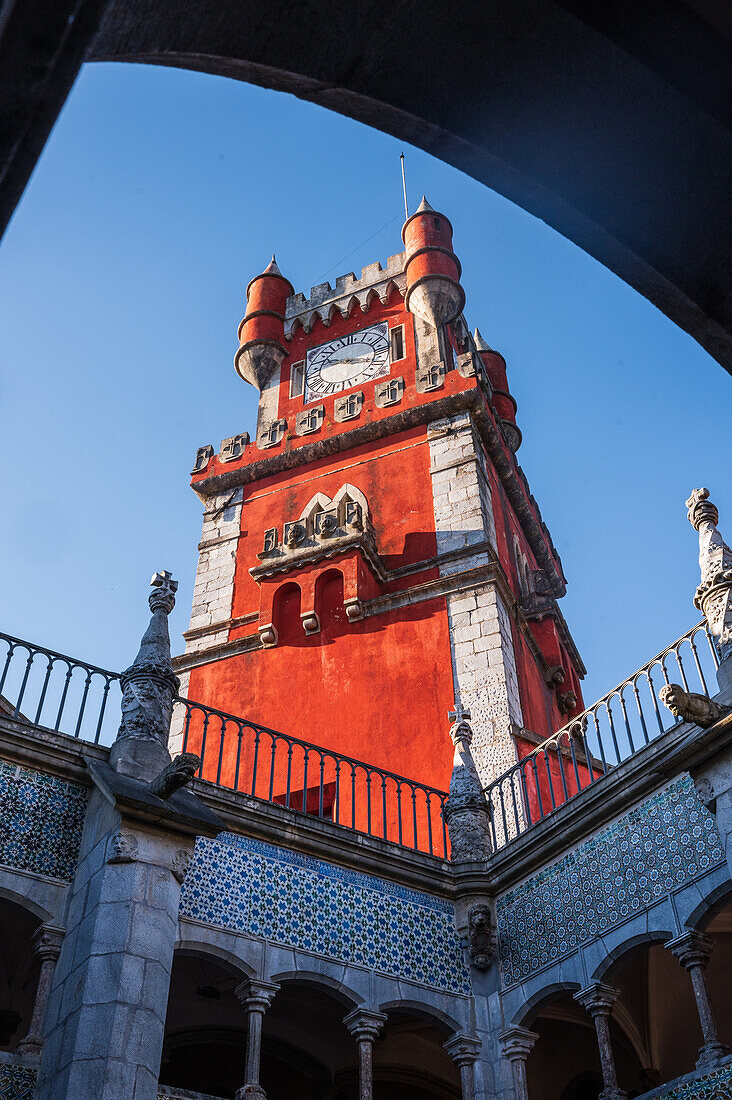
0,1061,37,1100
180,834,471,995
0,760,87,881
496,776,725,988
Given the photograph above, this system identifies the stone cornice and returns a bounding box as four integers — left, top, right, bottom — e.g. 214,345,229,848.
190,387,567,601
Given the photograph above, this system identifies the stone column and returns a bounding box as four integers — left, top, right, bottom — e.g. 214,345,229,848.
16,926,64,1056
343,1008,387,1100
444,1033,481,1100
574,984,627,1100
34,573,222,1100
498,1026,538,1100
234,979,280,1098
666,931,730,1068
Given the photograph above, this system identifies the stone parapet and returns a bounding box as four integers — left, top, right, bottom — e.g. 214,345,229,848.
283,253,406,339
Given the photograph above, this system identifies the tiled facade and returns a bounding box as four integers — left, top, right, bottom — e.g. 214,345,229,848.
180,833,471,995
0,761,87,881
649,1060,732,1099
496,775,725,987
0,1060,36,1100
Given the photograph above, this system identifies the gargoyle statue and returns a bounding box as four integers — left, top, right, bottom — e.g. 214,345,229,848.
468,903,496,970
659,684,730,729
148,752,201,800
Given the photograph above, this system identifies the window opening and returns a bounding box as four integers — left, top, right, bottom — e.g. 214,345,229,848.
389,325,405,362
289,361,305,399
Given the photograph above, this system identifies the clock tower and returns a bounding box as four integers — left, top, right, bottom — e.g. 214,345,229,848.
173,198,585,813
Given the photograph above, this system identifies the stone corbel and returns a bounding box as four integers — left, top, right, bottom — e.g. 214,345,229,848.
259,623,277,648
301,610,320,635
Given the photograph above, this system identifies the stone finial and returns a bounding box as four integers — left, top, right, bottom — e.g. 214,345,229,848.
473,327,492,353
686,487,719,531
443,707,493,862
415,194,434,213
685,488,732,684
264,254,282,277
109,572,181,781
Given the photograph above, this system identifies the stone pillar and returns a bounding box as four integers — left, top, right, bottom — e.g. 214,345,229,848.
574,984,627,1100
686,488,732,692
666,931,730,1068
234,979,280,1098
443,708,493,862
16,926,64,1056
499,1026,538,1100
444,1033,481,1100
34,573,222,1100
343,1008,387,1100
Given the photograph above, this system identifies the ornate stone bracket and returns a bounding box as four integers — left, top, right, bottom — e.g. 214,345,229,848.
467,902,496,969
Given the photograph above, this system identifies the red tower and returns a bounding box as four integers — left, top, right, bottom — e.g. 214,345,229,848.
175,201,585,818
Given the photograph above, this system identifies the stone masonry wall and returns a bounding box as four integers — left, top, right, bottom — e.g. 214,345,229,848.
428,411,524,784
185,487,244,655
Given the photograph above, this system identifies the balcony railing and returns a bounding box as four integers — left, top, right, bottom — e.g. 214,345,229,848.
484,620,719,851
0,630,448,857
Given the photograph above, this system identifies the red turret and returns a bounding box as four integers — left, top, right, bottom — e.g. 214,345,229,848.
235,256,294,389
474,327,522,452
402,197,465,329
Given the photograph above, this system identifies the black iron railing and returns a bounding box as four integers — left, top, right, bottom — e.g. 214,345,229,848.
484,621,719,850
0,631,122,745
0,630,448,856
172,696,448,856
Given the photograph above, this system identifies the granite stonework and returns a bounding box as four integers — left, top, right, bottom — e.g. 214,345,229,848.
496,775,725,987
0,761,87,881
180,833,471,995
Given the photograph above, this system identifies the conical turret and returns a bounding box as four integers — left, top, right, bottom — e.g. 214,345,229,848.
473,327,521,452
235,255,294,390
401,197,464,329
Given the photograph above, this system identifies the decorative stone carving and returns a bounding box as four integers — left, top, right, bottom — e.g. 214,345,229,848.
443,1033,481,1100
191,444,214,473
687,488,732,679
345,598,363,622
301,611,320,635
544,665,565,686
259,419,287,449
283,521,307,548
455,351,477,379
694,776,716,813
295,405,325,436
467,903,495,969
667,931,730,1068
170,849,192,884
557,689,578,714
110,571,182,781
314,509,339,538
220,433,250,462
259,624,277,648
261,528,279,556
574,984,628,1100
442,706,493,862
107,830,139,863
415,361,446,393
375,376,404,407
334,391,364,421
148,752,201,800
659,684,729,728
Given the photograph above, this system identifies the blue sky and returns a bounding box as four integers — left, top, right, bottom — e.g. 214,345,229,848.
1,61,730,707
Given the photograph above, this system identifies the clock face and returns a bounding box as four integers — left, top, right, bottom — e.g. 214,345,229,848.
304,321,390,403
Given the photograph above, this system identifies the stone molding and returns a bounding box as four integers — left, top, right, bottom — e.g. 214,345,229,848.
342,1008,387,1042
443,1032,481,1065
498,1026,539,1060
234,978,280,1012
666,930,714,970
191,387,567,600
574,982,621,1017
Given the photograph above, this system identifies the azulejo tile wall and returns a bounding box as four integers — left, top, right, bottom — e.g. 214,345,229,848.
650,1060,732,1099
496,775,725,987
181,834,471,995
0,1060,37,1100
0,760,87,882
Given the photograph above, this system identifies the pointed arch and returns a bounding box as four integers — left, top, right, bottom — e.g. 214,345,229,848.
332,483,369,517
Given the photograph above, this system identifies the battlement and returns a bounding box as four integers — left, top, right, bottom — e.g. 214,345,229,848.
284,252,406,338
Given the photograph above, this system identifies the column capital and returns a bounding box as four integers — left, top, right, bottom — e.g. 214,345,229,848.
444,1032,481,1066
666,931,714,970
32,924,64,962
343,1007,387,1042
574,982,621,1018
234,979,280,1013
498,1025,539,1061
